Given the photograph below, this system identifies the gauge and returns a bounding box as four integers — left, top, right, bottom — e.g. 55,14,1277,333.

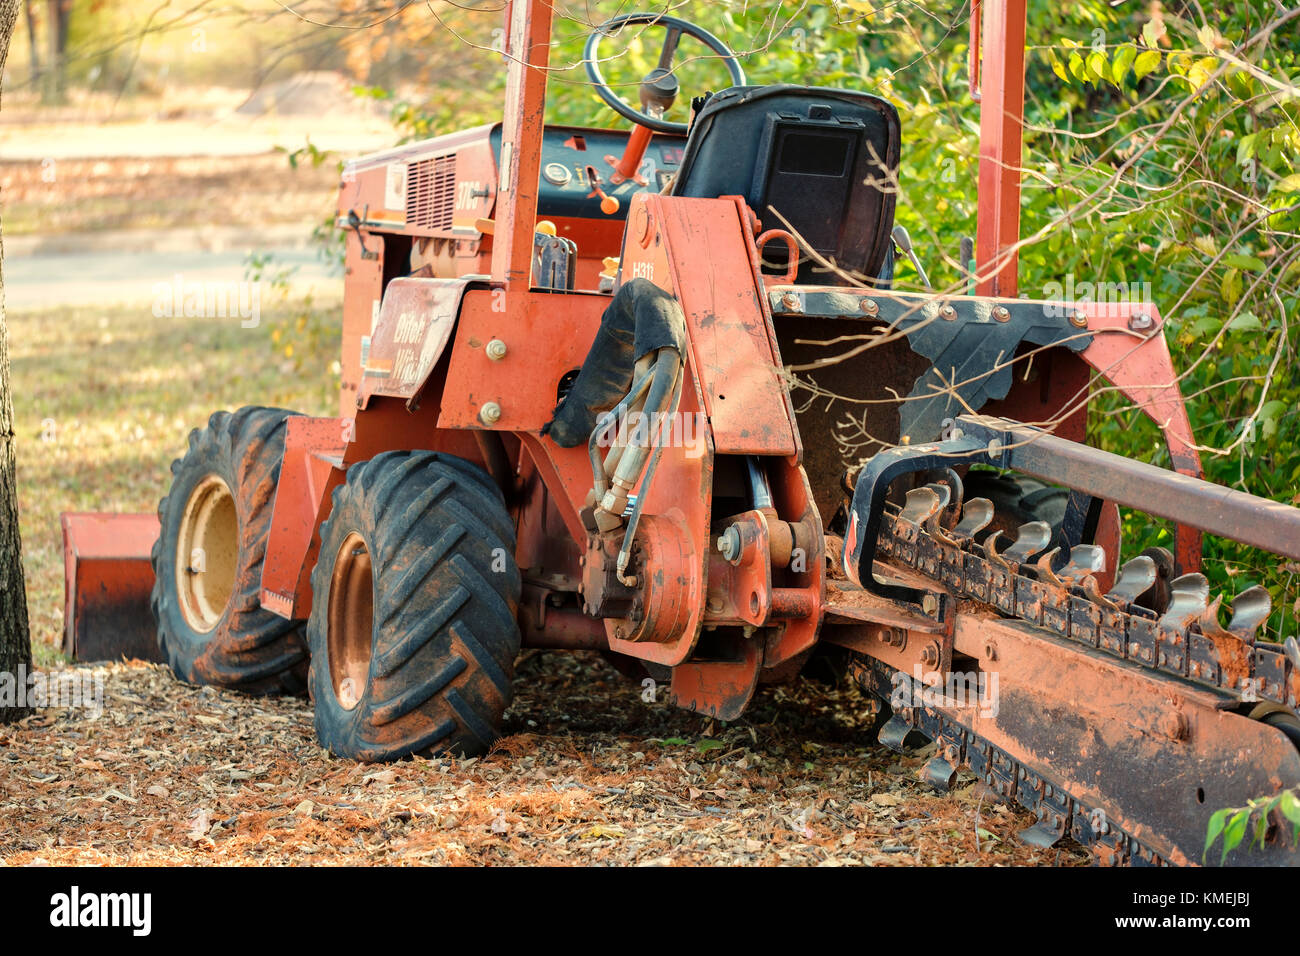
543,162,572,186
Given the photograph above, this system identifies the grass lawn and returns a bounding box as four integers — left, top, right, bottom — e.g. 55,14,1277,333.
7,292,340,665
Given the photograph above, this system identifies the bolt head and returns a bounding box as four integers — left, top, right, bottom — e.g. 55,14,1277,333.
992,305,1011,322
1162,711,1189,741
717,525,743,564
1069,310,1089,328
780,292,802,312
1128,312,1155,331
486,338,508,360
939,304,957,320
859,298,880,316
479,401,502,425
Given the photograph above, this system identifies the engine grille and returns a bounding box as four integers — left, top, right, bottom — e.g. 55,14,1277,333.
405,155,456,231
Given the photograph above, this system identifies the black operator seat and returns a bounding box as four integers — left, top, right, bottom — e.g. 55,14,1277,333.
670,85,901,287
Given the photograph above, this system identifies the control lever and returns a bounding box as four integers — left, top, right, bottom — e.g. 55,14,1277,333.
891,224,931,289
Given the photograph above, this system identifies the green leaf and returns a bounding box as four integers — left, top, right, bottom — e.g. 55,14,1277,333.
1223,254,1266,271
1221,808,1250,863
1086,50,1108,83
695,739,725,753
1275,174,1300,194
1279,789,1300,826
1141,19,1164,49
1188,56,1219,91
1220,268,1242,307
658,737,690,746
1205,807,1230,861
1112,44,1137,84
1068,51,1086,82
1228,311,1261,331
1252,799,1273,849
1134,49,1162,78
1236,133,1258,166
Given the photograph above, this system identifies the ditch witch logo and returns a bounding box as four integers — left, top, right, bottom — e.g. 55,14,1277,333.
50,887,151,936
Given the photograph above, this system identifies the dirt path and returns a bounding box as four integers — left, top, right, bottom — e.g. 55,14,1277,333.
0,654,1087,866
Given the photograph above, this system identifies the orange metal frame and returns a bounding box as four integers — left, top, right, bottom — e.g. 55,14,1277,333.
240,0,1205,717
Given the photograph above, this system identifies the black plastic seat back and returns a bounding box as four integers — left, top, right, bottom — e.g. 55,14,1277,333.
671,85,900,285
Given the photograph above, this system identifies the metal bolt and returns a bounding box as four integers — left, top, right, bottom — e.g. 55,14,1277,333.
920,641,940,666
921,593,939,615
478,401,502,425
859,297,880,317
992,305,1011,322
717,525,743,564
486,338,508,360
939,304,957,320
1069,310,1089,328
780,292,802,312
1128,312,1155,332
1162,711,1189,741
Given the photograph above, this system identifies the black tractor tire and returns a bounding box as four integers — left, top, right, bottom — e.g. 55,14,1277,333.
152,406,309,694
307,451,522,762
961,469,1069,533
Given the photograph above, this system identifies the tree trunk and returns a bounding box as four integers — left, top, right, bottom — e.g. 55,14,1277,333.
22,0,37,86
41,0,66,104
0,0,33,725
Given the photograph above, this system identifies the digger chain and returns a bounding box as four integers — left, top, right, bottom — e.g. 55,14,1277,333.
877,486,1298,714
849,654,1173,866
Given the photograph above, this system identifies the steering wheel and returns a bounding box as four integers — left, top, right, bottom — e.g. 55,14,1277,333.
583,12,746,136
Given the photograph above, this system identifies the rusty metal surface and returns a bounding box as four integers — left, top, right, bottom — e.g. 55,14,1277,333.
61,513,163,663
259,416,346,621
974,0,1028,298
620,193,798,456
851,620,1300,865
958,416,1300,561
438,287,608,433
667,630,763,721
355,277,477,409
490,0,553,285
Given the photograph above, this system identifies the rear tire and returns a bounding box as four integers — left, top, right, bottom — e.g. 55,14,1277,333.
962,470,1068,532
308,451,522,762
151,406,308,694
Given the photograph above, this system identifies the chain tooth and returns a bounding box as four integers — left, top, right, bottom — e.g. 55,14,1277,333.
899,486,942,527
1062,544,1106,581
1226,585,1271,641
953,497,994,540
1284,636,1300,670
1197,595,1235,641
1034,548,1064,585
1106,555,1156,606
920,483,952,536
1159,573,1209,630
985,529,1009,571
1003,520,1051,564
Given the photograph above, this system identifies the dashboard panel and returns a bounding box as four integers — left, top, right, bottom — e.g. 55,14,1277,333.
490,124,689,221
